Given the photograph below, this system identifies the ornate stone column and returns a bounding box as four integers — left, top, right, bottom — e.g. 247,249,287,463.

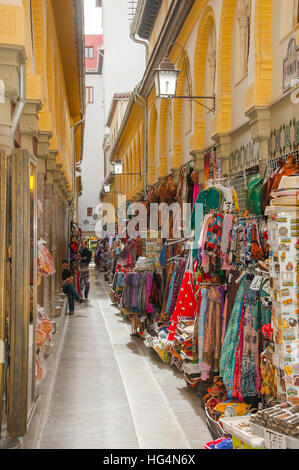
44,151,58,316
20,100,41,152
0,61,21,152
191,149,205,189
36,130,52,308
212,133,231,177
53,165,64,295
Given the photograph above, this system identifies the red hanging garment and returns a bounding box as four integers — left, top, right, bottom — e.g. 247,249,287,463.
167,254,196,341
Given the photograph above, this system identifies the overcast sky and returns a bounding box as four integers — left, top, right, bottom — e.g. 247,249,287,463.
84,0,102,34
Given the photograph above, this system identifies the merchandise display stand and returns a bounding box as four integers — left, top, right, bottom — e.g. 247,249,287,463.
266,208,299,405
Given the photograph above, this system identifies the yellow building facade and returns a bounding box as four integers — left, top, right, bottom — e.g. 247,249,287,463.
104,0,299,213
0,0,85,442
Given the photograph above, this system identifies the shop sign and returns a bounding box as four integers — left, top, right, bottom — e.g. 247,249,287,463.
283,36,299,91
264,429,287,449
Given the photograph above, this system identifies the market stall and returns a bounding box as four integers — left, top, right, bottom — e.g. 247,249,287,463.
105,158,299,449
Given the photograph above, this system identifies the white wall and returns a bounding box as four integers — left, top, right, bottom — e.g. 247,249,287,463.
102,0,146,124
78,73,105,234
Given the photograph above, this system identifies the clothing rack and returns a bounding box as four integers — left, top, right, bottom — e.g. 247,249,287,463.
198,282,227,287
207,176,232,185
167,253,189,262
236,214,266,222
166,236,193,246
134,267,163,272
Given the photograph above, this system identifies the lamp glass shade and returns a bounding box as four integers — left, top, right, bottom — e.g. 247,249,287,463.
154,69,180,97
114,159,123,175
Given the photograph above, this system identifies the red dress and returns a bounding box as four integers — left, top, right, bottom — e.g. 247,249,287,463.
167,269,196,341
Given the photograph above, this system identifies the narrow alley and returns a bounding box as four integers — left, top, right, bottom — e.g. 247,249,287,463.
24,264,211,450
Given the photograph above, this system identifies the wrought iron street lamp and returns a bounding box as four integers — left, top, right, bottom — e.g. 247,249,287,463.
154,56,181,98
103,183,111,193
112,157,142,179
114,157,123,175
154,47,216,112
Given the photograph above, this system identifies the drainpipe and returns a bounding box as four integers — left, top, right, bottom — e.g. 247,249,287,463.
129,22,149,65
68,117,85,252
134,91,148,197
70,117,85,210
11,63,26,148
68,117,85,261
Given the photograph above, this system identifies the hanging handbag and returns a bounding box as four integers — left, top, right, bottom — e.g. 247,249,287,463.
260,159,284,213
246,173,265,215
260,155,297,212
271,155,297,190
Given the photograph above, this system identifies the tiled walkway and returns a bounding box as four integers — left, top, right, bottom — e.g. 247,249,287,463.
24,265,211,449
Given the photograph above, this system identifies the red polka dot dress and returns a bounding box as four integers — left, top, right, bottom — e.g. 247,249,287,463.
167,269,196,341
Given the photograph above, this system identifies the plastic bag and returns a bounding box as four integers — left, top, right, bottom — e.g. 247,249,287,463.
36,327,47,348
37,199,43,218
37,304,53,341
37,239,55,277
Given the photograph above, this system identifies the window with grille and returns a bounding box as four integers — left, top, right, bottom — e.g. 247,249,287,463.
85,47,94,59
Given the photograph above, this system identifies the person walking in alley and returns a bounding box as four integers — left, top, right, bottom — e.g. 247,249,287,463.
62,259,86,315
79,240,92,299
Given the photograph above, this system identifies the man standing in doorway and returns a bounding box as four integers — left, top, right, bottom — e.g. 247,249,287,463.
79,240,92,299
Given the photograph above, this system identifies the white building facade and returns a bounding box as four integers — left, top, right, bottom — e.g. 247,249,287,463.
78,34,105,236
79,1,146,235
101,0,146,125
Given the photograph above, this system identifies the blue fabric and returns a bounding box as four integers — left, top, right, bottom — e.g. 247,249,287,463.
116,272,124,287
159,243,167,267
131,273,140,312
63,283,80,312
166,270,177,315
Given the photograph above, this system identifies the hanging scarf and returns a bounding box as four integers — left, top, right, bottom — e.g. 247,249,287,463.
160,264,175,314
220,214,233,270
121,273,130,309
198,288,209,373
232,298,246,401
131,273,140,312
192,283,202,362
193,183,200,208
219,276,246,398
146,273,153,314
137,273,147,315
241,279,260,400
204,212,224,258
201,287,222,379
168,259,186,317
150,272,162,311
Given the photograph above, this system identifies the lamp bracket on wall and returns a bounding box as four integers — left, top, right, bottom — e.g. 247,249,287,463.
162,94,216,112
